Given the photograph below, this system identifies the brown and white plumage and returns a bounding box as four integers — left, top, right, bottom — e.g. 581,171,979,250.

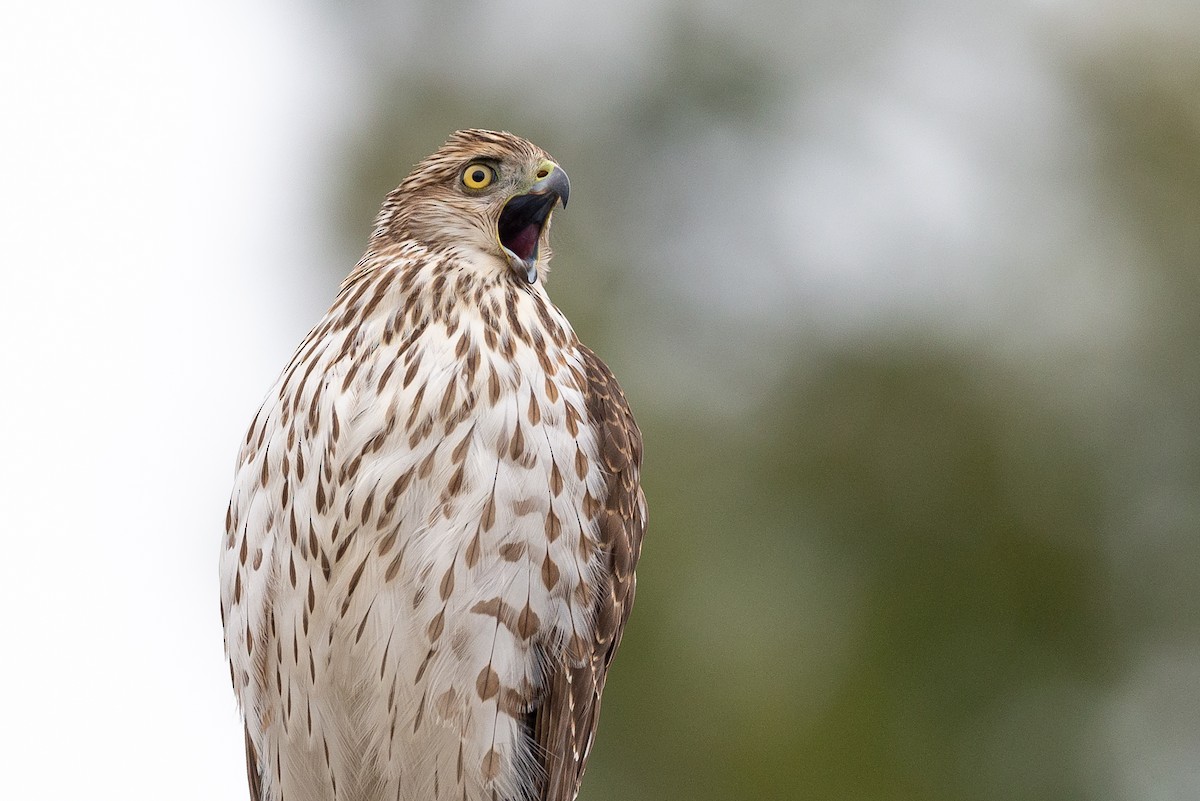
220,129,646,801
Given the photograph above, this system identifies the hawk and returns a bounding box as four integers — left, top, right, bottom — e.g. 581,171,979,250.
220,129,646,801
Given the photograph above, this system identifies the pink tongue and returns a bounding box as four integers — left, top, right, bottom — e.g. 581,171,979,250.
509,224,539,261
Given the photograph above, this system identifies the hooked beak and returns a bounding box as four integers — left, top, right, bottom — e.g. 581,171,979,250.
498,162,570,284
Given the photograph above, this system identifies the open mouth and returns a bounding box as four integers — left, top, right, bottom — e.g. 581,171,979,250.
498,191,560,273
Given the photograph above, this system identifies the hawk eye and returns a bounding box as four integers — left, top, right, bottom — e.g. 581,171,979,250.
462,163,495,190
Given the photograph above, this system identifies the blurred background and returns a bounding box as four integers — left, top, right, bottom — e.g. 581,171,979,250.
2,1,1198,798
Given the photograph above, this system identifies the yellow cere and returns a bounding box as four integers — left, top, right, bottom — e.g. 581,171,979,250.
461,163,494,190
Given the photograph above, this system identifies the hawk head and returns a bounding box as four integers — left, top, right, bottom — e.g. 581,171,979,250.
373,129,571,284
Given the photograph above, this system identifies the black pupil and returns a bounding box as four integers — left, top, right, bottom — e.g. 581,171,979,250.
471,169,486,184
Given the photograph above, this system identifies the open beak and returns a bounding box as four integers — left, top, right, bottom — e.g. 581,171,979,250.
498,162,570,284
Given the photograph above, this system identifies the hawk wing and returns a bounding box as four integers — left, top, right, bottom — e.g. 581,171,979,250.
533,345,646,801
244,725,263,801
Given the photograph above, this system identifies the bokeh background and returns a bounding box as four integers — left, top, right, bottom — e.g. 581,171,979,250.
3,1,1198,799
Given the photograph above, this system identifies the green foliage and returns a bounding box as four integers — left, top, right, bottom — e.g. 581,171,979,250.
320,4,1200,797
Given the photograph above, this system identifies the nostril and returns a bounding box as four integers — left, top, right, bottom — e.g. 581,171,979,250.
536,169,549,179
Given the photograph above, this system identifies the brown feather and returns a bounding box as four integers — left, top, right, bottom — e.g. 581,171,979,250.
533,345,646,801
244,724,263,801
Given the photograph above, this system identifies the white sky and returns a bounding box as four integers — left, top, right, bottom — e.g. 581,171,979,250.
0,3,347,797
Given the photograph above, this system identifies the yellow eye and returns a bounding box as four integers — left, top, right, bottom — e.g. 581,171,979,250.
462,163,494,190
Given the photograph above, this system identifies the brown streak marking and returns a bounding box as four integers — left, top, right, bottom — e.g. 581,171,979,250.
439,379,457,418
464,531,482,569
340,455,363,486
465,346,480,385
476,666,500,701
479,488,499,532
291,357,322,417
499,542,526,561
435,687,459,719
403,359,421,389
534,337,555,374
511,497,539,516
378,530,397,557
345,556,368,599
427,609,445,641
487,368,501,405
481,749,502,781
355,603,373,643
445,464,465,497
541,552,560,589
414,648,435,684
418,450,437,479
413,690,427,732
451,426,474,463
359,279,387,320
516,602,540,639
534,296,555,328
385,550,405,582
379,634,393,679
409,416,434,449
574,581,591,606
376,359,397,392
544,510,561,541
385,469,414,510
508,424,524,461
359,490,375,525
499,687,527,718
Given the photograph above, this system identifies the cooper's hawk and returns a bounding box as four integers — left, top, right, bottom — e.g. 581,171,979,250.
220,130,646,801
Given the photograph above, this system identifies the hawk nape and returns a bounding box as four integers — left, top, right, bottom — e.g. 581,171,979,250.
220,130,646,801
